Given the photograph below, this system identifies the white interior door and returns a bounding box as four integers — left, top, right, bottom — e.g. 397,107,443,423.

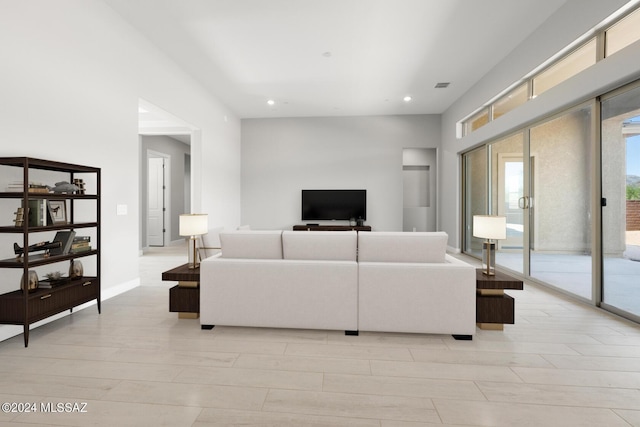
148,157,165,246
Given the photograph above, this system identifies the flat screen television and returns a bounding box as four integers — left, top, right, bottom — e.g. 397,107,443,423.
301,189,366,221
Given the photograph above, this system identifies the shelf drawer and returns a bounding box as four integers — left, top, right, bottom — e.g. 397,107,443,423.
476,294,515,324
29,278,99,322
0,277,99,324
169,285,199,313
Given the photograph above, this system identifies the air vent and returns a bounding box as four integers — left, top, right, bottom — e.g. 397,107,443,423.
435,82,450,88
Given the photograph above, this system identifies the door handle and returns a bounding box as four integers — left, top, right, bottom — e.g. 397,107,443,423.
518,196,530,209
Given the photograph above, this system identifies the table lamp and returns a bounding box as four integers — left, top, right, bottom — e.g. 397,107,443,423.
179,214,208,269
473,215,506,276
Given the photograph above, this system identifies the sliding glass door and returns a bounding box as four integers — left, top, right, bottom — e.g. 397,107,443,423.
601,84,640,318
491,133,525,274
463,80,640,322
528,106,593,299
464,107,593,301
463,146,487,260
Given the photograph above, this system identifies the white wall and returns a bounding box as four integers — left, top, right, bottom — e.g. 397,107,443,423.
440,0,640,249
0,0,241,341
241,115,440,231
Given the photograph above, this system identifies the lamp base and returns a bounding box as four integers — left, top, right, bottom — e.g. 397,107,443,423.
187,236,200,269
481,241,496,276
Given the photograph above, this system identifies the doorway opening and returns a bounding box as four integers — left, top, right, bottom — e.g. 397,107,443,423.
402,148,437,232
138,99,198,252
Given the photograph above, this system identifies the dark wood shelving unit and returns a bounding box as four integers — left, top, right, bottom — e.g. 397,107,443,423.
0,157,101,346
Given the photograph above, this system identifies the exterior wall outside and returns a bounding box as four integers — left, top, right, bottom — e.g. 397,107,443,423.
529,109,591,254
602,111,629,255
628,200,640,231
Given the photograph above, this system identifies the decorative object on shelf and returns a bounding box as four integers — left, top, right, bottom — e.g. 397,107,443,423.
73,179,85,195
14,240,61,258
473,215,507,276
45,271,63,281
13,207,25,227
349,217,356,226
20,270,39,291
47,199,67,224
356,217,365,227
40,271,68,288
69,260,83,278
47,181,80,194
179,213,208,269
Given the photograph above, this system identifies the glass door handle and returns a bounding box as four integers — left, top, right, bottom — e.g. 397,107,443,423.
518,196,530,209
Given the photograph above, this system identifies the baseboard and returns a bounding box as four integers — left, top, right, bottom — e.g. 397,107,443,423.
0,278,140,345
102,278,140,301
447,245,461,254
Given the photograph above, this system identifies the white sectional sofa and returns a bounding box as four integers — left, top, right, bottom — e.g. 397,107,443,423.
357,232,476,338
200,230,476,339
200,230,359,332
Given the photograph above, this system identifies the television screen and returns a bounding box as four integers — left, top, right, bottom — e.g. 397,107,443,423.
302,190,366,221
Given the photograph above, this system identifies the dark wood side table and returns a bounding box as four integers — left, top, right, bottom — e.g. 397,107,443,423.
476,269,523,330
162,264,200,319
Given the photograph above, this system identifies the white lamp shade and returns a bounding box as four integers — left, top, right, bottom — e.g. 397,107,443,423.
179,214,208,236
473,215,507,240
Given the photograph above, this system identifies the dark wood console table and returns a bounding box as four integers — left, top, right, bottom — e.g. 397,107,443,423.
476,269,523,330
163,264,200,319
293,225,372,231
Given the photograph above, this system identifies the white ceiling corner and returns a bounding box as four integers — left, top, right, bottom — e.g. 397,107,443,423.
111,0,570,119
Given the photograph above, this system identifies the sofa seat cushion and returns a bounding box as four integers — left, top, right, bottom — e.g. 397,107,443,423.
282,230,357,261
219,230,283,259
358,231,448,263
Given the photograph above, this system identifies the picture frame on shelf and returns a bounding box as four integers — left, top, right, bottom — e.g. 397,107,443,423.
47,199,67,225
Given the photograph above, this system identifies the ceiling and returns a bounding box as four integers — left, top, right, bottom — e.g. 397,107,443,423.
107,0,570,119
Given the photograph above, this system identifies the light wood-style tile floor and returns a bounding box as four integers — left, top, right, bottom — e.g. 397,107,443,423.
0,246,639,426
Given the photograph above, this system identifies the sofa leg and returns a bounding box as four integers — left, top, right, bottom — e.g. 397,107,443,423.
201,325,215,330
345,330,359,336
452,334,472,341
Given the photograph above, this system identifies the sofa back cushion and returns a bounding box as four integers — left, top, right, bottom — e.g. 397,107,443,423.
199,226,224,259
219,230,283,259
358,231,448,263
282,230,357,261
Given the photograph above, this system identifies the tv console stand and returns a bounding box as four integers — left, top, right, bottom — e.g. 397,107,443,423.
293,225,372,231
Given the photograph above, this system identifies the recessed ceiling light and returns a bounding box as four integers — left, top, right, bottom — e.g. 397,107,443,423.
434,82,450,88
322,51,332,58
403,96,412,102
267,99,275,106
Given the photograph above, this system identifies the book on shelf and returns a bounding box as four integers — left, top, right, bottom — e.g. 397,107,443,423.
38,279,69,289
70,245,92,254
70,235,92,253
27,200,48,227
50,230,76,256
5,181,49,193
